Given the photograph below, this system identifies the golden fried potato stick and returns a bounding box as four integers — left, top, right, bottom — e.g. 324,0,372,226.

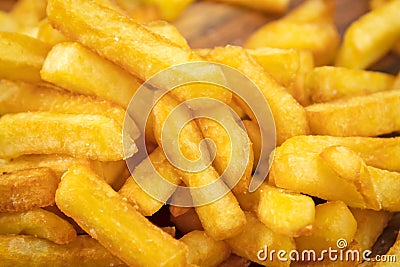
374,237,400,267
180,230,231,267
0,80,126,125
209,0,289,14
0,208,76,245
141,0,194,21
242,120,261,170
247,47,314,106
47,0,198,81
394,72,400,90
115,0,161,22
306,90,400,137
295,201,357,255
0,167,59,212
203,46,309,145
0,154,101,178
119,147,181,216
335,0,400,69
225,212,295,267
170,208,204,235
270,152,375,209
275,135,400,172
256,184,315,237
283,0,335,23
152,93,246,240
0,235,126,267
306,66,396,103
350,208,392,251
0,32,51,83
37,18,69,45
369,166,400,212
144,20,190,49
41,42,142,108
56,164,188,267
10,0,47,29
0,11,18,32
0,112,134,161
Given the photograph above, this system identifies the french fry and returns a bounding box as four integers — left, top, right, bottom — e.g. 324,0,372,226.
47,0,198,81
242,120,261,170
56,164,188,267
209,0,289,14
119,147,181,216
219,254,251,267
180,230,231,267
141,0,194,21
335,0,400,69
0,208,76,244
245,20,339,66
374,238,400,266
36,18,69,45
0,80,126,125
350,208,392,251
319,145,380,210
0,112,135,161
225,212,295,267
100,160,128,187
0,235,126,267
197,114,254,194
394,72,400,90
369,166,400,212
170,208,204,235
0,167,59,212
0,154,101,178
306,90,400,137
295,201,357,255
275,135,400,172
283,0,335,23
270,152,373,209
41,42,142,108
306,66,396,103
203,46,309,145
0,32,51,83
257,184,315,237
152,93,246,240
115,0,161,22
247,47,314,105
145,20,190,49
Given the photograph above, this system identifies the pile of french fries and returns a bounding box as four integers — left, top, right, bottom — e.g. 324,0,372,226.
0,0,400,266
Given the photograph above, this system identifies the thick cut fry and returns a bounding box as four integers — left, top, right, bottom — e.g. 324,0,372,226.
0,112,134,161
100,160,128,187
226,212,295,267
283,0,335,23
209,0,289,14
0,208,76,244
152,93,246,240
369,167,400,212
275,135,400,172
37,18,69,45
203,46,309,145
306,90,400,136
350,208,392,251
0,154,101,178
247,47,314,105
0,168,59,212
119,147,181,216
257,184,315,237
295,201,357,254
180,230,231,267
0,11,19,32
56,164,188,267
47,0,198,81
335,0,400,69
0,80,126,125
271,153,373,209
246,20,339,66
395,72,400,90
0,32,51,83
0,235,126,267
374,238,400,266
41,42,142,108
142,0,194,21
319,146,380,210
170,208,204,235
306,66,395,103
243,120,261,170
115,0,161,22
145,20,190,49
